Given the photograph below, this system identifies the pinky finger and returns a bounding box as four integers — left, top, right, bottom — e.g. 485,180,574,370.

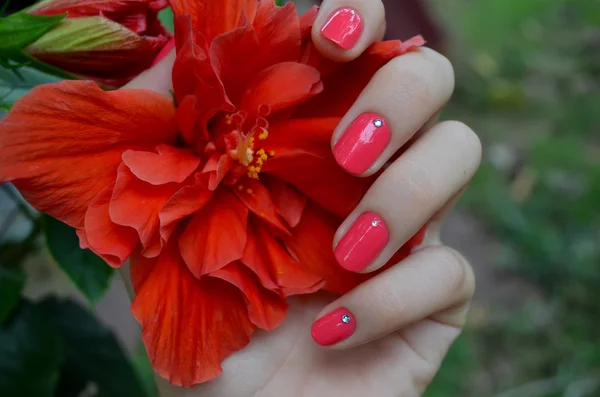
310,245,475,348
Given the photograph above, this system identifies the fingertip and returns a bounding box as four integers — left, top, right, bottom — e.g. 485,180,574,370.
311,0,386,63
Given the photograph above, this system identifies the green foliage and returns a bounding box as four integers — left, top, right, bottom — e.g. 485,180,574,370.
158,7,174,33
430,0,600,394
0,63,60,109
0,298,149,397
0,11,65,50
0,301,64,397
425,334,476,397
0,266,25,324
41,298,148,397
44,215,114,304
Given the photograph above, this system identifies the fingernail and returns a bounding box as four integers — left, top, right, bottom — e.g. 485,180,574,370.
311,307,356,346
320,7,363,50
335,213,389,272
334,113,390,174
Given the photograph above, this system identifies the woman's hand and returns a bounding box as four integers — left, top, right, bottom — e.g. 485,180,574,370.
126,0,480,395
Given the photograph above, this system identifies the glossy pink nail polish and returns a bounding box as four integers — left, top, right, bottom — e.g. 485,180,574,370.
311,307,356,346
335,213,389,273
334,113,391,174
321,8,363,50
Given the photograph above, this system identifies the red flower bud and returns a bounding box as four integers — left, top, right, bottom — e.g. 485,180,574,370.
27,0,172,87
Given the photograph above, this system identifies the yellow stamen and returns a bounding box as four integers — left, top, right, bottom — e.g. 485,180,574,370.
226,119,232,125
247,188,253,194
269,150,275,157
258,129,269,140
238,185,244,191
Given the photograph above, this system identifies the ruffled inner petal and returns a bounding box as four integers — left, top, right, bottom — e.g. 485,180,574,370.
122,145,200,185
110,163,181,258
211,262,287,331
240,62,322,116
170,0,258,42
179,188,248,277
284,203,369,295
84,183,139,268
234,179,289,234
264,177,306,228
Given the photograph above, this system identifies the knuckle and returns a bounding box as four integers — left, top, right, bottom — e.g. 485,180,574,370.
439,120,483,170
377,56,432,110
431,246,475,301
393,158,436,208
421,47,455,92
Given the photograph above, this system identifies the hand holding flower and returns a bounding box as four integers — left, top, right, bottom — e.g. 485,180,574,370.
0,0,480,395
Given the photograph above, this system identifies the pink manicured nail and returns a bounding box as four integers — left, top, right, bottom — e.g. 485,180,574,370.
311,307,356,346
335,213,389,272
334,113,391,174
321,8,363,50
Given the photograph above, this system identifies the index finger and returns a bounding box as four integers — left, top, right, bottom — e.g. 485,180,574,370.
311,0,386,62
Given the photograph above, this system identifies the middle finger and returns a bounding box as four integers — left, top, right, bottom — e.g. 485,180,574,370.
332,47,454,176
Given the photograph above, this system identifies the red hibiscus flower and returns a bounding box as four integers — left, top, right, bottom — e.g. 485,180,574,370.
0,0,425,387
27,0,172,86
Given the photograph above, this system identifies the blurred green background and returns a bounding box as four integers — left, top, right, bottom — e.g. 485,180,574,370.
1,0,599,396
426,0,600,396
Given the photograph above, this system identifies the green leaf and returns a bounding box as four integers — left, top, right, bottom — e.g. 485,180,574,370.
0,300,64,397
158,7,174,33
0,11,66,50
41,298,148,397
44,215,114,304
0,266,25,324
0,63,61,108
2,49,75,80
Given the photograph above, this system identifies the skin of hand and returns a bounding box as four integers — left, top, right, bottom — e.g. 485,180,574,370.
123,0,481,395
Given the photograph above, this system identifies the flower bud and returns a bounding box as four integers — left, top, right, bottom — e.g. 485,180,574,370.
26,0,172,87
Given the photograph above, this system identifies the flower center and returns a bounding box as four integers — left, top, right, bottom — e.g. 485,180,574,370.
225,111,275,180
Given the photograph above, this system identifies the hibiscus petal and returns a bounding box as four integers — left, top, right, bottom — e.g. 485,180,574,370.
84,183,139,267
211,262,287,331
179,188,248,277
130,245,254,387
241,223,279,291
159,173,213,243
234,179,289,234
170,0,257,42
260,117,336,158
299,5,319,41
122,145,200,185
257,221,324,296
173,16,233,144
210,1,302,104
202,153,235,190
240,62,322,116
242,219,323,296
284,203,368,295
0,81,177,229
253,0,301,65
110,163,181,258
264,177,306,228
297,37,426,117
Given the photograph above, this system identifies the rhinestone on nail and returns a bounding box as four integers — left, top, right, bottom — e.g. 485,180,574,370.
341,314,351,324
373,119,383,128
371,219,380,227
